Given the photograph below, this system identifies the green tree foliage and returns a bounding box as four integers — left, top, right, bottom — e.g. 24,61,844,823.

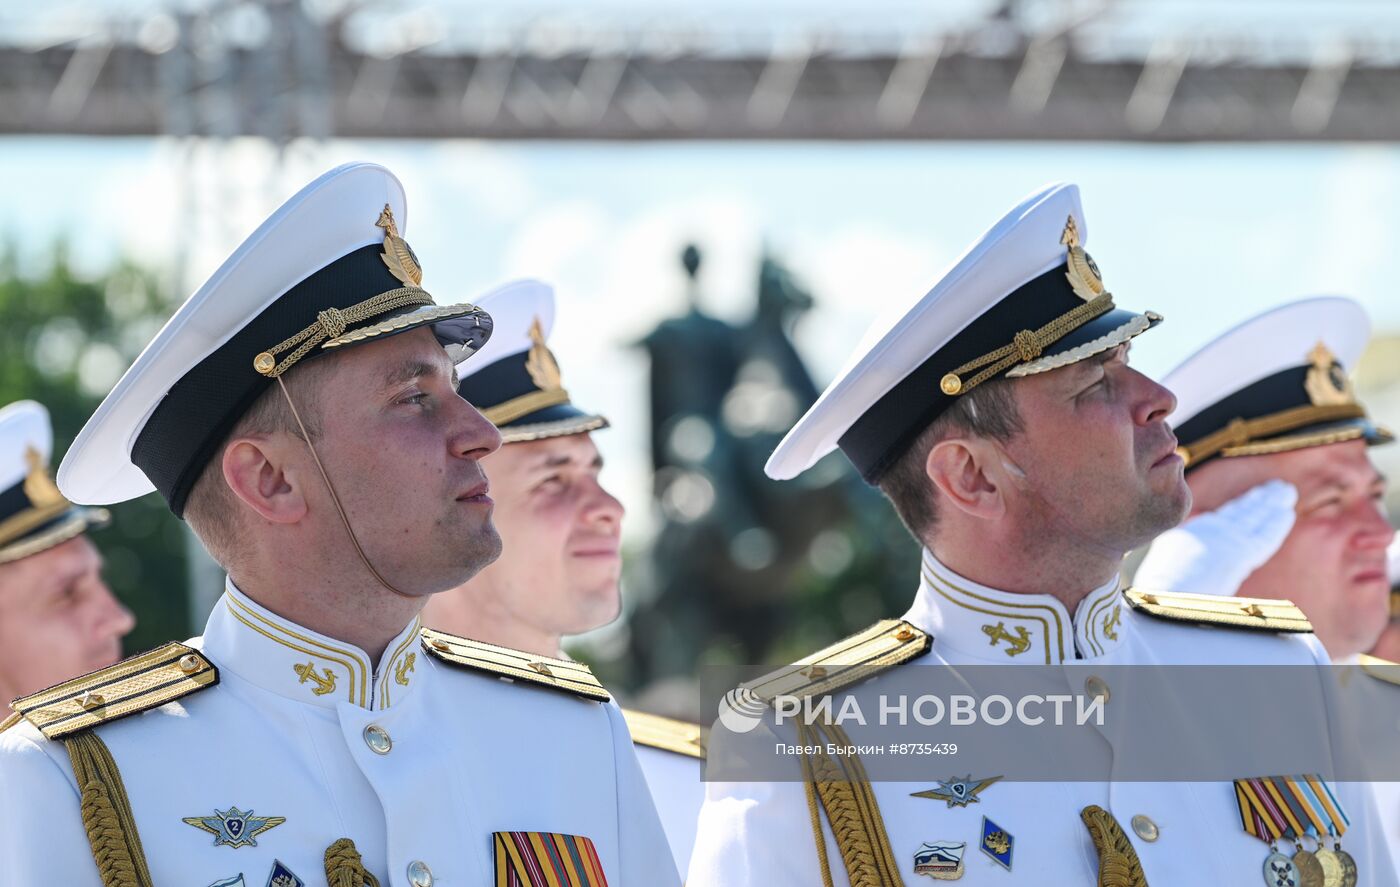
0,245,191,652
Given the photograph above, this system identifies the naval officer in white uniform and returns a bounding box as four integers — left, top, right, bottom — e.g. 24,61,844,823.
0,400,133,715
687,183,1398,886
1132,297,1399,874
1134,297,1394,656
423,281,706,874
0,163,678,887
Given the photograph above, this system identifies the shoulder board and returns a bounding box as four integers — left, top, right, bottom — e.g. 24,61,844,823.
11,642,218,740
1125,589,1312,633
1358,654,1400,687
622,708,706,759
420,628,610,703
746,619,931,703
0,711,21,734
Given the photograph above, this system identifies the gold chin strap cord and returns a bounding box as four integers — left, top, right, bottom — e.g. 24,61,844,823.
65,732,154,887
275,376,413,600
324,837,382,887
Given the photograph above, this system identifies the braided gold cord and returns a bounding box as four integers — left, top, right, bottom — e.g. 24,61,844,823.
324,837,383,887
1080,805,1149,887
795,719,905,887
1179,402,1367,466
64,732,153,887
255,287,432,378
940,293,1114,396
823,722,903,885
798,725,838,887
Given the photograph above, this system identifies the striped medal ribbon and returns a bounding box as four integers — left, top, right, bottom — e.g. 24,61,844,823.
1237,776,1314,887
1268,776,1354,887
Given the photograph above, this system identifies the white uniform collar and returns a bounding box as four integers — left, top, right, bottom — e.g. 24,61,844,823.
903,549,1125,664
203,579,423,712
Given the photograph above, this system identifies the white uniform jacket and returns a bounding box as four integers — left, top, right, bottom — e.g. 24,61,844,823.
689,550,1398,886
0,581,679,887
633,739,704,874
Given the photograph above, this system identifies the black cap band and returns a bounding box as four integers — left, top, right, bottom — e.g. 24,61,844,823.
1174,362,1387,469
133,243,413,516
839,261,1106,482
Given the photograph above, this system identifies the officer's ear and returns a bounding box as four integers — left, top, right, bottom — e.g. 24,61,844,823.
925,436,1006,521
221,433,309,525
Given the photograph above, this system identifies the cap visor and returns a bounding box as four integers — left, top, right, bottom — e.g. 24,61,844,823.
0,507,109,565
321,302,493,364
1216,418,1394,461
1007,308,1161,378
500,412,610,444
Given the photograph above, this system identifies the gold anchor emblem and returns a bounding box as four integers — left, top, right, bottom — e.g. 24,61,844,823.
292,661,337,696
1102,605,1121,641
394,652,416,687
982,622,1032,657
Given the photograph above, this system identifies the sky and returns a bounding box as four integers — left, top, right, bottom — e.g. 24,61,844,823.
5,134,1400,545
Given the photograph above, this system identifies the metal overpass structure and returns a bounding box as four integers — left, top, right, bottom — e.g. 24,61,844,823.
4,0,1400,143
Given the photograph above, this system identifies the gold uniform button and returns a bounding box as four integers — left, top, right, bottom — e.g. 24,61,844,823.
1084,675,1110,704
1131,814,1159,842
407,860,433,887
363,724,392,755
179,654,200,674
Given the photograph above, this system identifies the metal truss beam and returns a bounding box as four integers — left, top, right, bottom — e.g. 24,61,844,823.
5,26,1400,141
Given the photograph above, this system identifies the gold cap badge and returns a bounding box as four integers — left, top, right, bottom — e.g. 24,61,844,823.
376,205,423,288
1304,341,1356,407
23,447,67,510
1060,215,1107,303
524,317,564,392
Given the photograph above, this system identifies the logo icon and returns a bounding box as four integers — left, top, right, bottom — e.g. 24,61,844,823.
717,686,767,734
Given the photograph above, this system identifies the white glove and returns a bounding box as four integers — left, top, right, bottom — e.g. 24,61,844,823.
1134,480,1299,596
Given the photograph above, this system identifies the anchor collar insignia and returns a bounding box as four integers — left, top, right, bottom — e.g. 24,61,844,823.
905,549,1125,664
202,579,422,712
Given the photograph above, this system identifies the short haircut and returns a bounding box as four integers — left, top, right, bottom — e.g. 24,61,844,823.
183,358,332,569
875,377,1023,544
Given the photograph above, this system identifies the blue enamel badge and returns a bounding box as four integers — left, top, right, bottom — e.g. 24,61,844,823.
266,860,304,887
182,806,286,848
979,816,1014,870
